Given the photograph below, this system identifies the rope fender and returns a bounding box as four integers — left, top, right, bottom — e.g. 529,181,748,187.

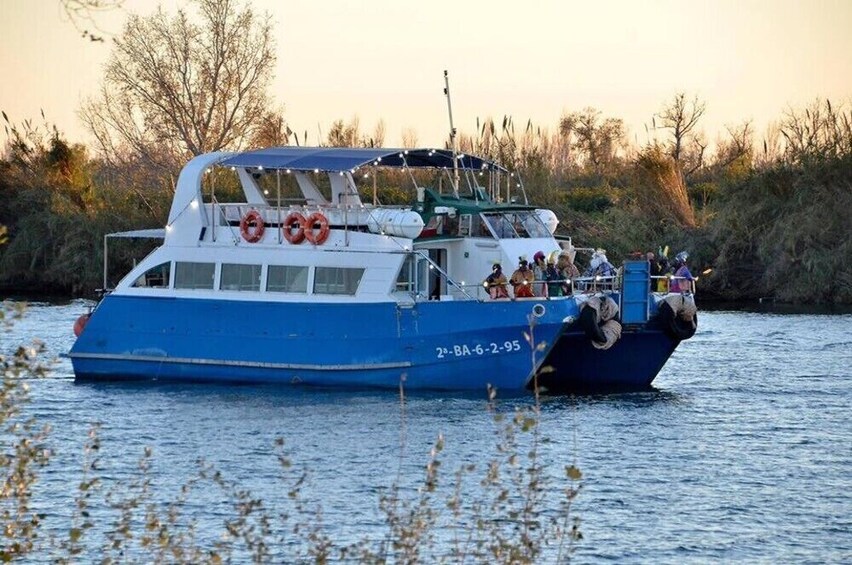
579,295,623,350
659,293,698,340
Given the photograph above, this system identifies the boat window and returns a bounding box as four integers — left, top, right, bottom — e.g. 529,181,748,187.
221,263,261,291
483,211,551,239
131,262,171,288
267,265,309,293
314,267,365,296
482,213,517,238
512,211,551,238
174,262,215,290
395,255,416,292
471,214,493,237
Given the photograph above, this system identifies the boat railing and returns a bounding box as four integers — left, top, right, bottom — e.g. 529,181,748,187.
210,198,244,242
650,275,696,294
475,276,621,301
411,250,477,301
216,202,304,227
211,201,410,238
572,275,619,293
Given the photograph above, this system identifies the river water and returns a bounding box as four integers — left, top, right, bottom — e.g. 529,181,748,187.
3,300,851,562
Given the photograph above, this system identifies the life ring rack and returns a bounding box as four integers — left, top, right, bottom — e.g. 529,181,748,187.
304,212,330,245
239,209,265,243
282,212,306,244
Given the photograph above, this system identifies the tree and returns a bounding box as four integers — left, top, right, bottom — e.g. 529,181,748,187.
712,121,753,173
559,108,626,179
248,109,290,148
656,93,706,173
324,117,385,148
80,0,276,174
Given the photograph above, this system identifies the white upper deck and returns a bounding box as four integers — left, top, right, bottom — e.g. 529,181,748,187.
110,148,566,304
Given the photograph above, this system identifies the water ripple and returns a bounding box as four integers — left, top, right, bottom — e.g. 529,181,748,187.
4,304,852,562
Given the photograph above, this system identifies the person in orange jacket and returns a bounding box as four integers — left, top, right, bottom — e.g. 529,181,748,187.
510,256,535,298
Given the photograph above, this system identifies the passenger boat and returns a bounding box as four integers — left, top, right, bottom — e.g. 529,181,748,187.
68,146,697,393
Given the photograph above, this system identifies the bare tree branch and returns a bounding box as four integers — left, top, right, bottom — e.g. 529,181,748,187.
79,0,276,174
656,93,706,166
60,0,123,42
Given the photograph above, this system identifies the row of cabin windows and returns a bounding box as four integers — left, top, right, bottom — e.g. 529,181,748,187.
421,211,551,239
132,262,364,296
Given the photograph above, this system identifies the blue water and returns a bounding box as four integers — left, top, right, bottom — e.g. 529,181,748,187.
3,300,852,562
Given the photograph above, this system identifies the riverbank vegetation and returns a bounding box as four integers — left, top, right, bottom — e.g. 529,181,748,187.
2,98,849,304
1,0,850,304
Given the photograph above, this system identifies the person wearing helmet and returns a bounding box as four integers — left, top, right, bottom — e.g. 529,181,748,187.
510,257,535,298
671,251,694,293
484,262,509,299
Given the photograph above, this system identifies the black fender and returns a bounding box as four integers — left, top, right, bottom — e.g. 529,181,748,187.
658,301,698,341
579,304,607,344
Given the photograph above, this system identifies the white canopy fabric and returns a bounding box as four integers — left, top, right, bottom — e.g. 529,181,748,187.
106,229,166,239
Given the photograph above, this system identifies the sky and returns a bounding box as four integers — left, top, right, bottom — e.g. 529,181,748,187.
1,0,851,150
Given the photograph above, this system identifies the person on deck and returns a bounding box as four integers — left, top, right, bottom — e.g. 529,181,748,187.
583,249,617,289
647,251,662,277
510,257,535,298
555,250,579,295
656,255,672,292
484,263,509,299
545,253,564,297
532,251,548,297
647,251,664,291
670,251,694,293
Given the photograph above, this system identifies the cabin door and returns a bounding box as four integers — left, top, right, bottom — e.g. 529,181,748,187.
427,249,446,300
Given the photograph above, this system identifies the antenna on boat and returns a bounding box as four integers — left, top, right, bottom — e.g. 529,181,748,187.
443,70,460,198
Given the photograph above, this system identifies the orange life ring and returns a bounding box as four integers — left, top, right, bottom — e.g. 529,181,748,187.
282,212,306,244
73,313,90,337
240,210,265,243
303,212,330,245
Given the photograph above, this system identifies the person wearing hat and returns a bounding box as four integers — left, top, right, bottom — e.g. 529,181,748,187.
556,250,580,295
583,248,616,289
484,262,509,299
545,252,564,297
532,250,548,297
671,251,694,293
510,256,535,298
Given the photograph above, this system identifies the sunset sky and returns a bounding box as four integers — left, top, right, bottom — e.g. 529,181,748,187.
1,0,851,150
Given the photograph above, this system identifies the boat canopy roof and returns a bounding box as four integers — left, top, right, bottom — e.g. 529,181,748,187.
218,147,508,174
106,228,166,239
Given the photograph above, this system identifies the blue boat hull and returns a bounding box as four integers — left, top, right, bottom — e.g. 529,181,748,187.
70,295,572,392
70,294,684,393
538,326,679,392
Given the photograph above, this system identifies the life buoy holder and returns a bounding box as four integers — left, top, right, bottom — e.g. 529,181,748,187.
303,212,330,245
282,212,306,244
240,210,265,243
